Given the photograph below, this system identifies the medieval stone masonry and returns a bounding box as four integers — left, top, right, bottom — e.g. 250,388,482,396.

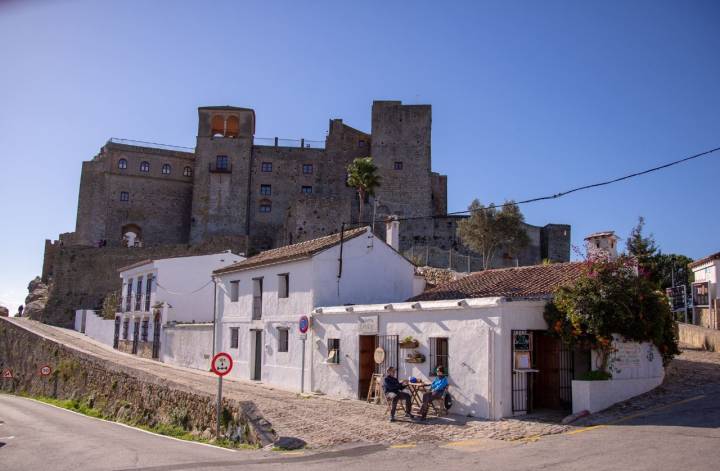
40,100,570,326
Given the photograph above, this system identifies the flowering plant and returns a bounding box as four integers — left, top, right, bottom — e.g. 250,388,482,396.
544,255,679,371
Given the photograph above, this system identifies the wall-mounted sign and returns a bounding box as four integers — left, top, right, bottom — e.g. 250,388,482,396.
298,315,310,334
358,315,379,335
374,347,386,364
39,365,52,376
514,351,532,370
666,285,687,312
513,333,532,351
1,369,12,379
692,282,710,307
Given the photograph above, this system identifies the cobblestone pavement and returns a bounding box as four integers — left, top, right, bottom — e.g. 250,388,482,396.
574,348,720,426
9,319,720,449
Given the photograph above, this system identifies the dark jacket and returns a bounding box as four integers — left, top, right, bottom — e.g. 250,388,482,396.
383,375,405,394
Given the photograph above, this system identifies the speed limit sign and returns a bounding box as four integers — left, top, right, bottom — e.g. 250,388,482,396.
39,365,52,376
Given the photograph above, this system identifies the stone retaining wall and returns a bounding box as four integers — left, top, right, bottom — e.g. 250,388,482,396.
0,318,276,446
679,322,720,352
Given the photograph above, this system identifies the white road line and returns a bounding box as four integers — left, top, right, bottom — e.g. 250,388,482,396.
13,396,238,453
0,436,15,440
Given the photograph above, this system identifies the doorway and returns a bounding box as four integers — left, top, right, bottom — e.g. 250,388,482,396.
358,335,376,399
533,333,573,410
252,330,262,380
152,312,161,359
113,316,121,349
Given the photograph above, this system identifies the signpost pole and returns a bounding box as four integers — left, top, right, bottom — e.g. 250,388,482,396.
300,337,306,394
216,375,223,438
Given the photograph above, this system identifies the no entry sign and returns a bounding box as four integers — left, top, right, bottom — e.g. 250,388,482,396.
39,365,52,376
211,352,233,377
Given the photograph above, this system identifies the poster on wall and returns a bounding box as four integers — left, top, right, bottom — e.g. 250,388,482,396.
514,351,532,370
692,282,710,307
513,333,532,351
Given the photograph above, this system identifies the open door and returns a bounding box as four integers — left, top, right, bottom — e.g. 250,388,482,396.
252,330,263,380
358,335,375,399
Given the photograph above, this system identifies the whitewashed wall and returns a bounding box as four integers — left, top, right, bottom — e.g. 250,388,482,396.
161,323,214,371
74,309,116,347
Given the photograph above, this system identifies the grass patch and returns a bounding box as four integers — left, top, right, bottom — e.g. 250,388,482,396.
13,392,259,450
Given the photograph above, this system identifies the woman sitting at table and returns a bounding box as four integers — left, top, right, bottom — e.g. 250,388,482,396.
419,366,448,420
383,367,414,422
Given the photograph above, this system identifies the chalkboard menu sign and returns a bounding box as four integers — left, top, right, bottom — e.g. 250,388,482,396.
513,333,531,351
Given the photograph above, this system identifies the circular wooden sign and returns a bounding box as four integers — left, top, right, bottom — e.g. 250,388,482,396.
373,347,385,364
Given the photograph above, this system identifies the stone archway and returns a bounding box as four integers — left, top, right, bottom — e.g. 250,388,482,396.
121,224,142,247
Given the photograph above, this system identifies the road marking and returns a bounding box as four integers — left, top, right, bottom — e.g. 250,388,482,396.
389,443,416,448
0,436,15,440
15,396,238,453
565,394,706,436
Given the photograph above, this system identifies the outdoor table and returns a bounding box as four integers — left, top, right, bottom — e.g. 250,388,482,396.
406,382,439,415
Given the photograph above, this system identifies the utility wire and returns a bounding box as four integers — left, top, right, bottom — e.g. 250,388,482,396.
354,145,720,225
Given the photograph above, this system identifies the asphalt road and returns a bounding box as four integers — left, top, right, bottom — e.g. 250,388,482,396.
2,392,719,471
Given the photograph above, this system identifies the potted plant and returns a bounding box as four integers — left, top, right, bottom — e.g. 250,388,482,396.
399,336,419,349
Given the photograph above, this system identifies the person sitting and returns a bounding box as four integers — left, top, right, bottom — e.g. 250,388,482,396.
419,366,448,420
383,366,414,422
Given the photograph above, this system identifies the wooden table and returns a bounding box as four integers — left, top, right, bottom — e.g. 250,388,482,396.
406,382,439,415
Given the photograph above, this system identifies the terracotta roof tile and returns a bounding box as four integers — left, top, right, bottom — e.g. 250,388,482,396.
409,262,587,301
688,251,720,269
214,226,369,274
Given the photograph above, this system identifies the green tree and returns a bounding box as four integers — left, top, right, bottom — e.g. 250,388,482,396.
456,200,530,270
654,253,694,290
626,217,658,277
346,157,381,222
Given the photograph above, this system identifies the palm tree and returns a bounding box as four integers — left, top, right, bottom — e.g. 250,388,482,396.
346,157,381,223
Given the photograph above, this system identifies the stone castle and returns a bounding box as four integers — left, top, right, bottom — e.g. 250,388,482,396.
40,100,570,326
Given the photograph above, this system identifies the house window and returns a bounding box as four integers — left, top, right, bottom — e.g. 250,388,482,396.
229,280,240,302
394,161,403,170
118,159,128,169
144,275,153,311
126,279,133,312
259,200,272,213
429,337,449,376
260,184,272,196
358,139,366,147
278,273,289,298
120,191,129,202
140,161,150,172
183,166,193,177
302,164,313,174
301,186,312,195
327,339,340,364
135,278,143,311
230,327,239,349
261,162,272,172
252,278,263,320
161,164,171,175
122,318,129,339
216,155,229,170
141,319,149,342
278,328,289,353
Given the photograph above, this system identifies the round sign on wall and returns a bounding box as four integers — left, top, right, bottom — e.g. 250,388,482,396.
39,365,52,376
211,352,233,377
374,347,386,365
299,315,310,334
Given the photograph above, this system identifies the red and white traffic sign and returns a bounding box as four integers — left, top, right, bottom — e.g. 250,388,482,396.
210,352,233,377
2,368,13,379
39,365,52,376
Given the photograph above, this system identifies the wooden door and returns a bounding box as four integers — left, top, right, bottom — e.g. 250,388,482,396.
533,334,561,409
358,335,376,399
253,330,262,380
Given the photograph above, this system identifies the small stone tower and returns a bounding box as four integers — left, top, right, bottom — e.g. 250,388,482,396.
190,106,256,243
585,231,619,261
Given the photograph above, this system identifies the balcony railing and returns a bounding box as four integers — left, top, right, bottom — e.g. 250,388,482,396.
253,137,325,149
209,163,232,173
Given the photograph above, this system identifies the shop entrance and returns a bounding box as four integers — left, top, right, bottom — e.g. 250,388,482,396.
358,335,375,399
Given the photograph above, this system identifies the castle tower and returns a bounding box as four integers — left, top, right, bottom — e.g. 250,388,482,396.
585,231,619,261
189,106,255,244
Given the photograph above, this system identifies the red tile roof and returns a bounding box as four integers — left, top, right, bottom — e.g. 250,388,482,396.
688,251,720,269
409,262,587,301
214,226,369,275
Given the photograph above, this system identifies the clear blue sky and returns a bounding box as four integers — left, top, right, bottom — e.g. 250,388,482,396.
1,0,719,311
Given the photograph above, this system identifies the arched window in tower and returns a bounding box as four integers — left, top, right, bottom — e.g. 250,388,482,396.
259,199,272,213
211,115,225,137
140,161,150,172
118,158,128,170
161,164,171,175
183,166,193,177
226,116,239,138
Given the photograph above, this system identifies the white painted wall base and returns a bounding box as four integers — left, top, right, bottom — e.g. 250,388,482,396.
572,374,664,414
74,309,116,347
162,323,213,371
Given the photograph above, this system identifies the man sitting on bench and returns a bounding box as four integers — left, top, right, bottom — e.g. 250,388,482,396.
384,367,413,422
419,366,448,420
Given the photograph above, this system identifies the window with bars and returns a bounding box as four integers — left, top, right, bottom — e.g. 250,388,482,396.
302,163,313,174
120,191,129,202
229,280,240,302
118,159,128,169
394,161,403,170
230,327,239,348
429,337,449,376
252,278,263,319
135,278,143,311
259,200,272,213
278,328,289,352
260,184,272,196
278,273,289,298
122,318,129,339
141,319,149,342
216,155,229,170
183,166,193,177
327,339,340,364
161,164,171,175
126,279,133,312
144,275,153,311
261,162,272,172
301,185,312,194
140,161,150,172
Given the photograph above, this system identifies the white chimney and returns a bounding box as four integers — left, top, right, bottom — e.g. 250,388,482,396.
385,216,400,251
585,231,619,261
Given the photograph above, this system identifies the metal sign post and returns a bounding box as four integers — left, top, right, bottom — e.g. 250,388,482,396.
210,352,233,438
299,315,310,394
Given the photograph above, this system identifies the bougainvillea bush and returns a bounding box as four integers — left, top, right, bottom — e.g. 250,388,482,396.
544,256,679,372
